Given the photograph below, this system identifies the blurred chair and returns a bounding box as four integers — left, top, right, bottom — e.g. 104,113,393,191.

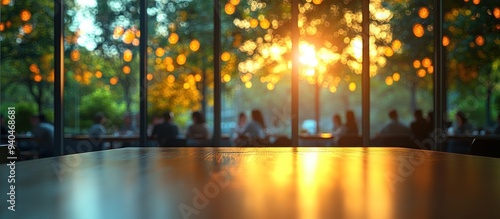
272,136,292,146
337,136,363,146
371,136,416,149
446,137,474,154
186,139,212,147
470,138,500,158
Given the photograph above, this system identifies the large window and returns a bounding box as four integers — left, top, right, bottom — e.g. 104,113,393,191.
1,0,499,152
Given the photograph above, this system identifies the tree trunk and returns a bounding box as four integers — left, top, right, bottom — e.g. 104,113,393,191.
486,87,492,127
410,81,417,112
201,69,207,116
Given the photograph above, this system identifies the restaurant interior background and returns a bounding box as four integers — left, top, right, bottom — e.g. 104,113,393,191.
0,0,499,147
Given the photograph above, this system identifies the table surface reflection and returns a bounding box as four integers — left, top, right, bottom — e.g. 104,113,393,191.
1,147,500,219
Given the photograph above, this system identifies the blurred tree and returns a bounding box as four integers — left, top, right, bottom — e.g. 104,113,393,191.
0,0,54,115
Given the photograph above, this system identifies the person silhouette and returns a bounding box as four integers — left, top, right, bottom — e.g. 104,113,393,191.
186,111,210,140
379,109,411,136
343,110,359,136
410,109,431,140
151,111,179,146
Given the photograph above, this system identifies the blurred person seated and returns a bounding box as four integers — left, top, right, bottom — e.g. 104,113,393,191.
331,114,344,136
88,112,108,150
379,109,411,136
343,110,359,136
151,111,179,146
241,109,266,139
186,111,210,140
234,112,247,135
30,114,54,158
236,109,269,146
331,113,345,145
119,113,138,136
449,111,474,136
410,109,431,140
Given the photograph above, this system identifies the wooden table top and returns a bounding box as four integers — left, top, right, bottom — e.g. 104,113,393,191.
2,147,500,219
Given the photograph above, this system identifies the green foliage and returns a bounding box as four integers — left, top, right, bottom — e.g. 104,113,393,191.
10,102,37,133
79,88,126,132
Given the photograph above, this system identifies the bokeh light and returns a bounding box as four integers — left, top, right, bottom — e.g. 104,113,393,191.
250,19,259,28
221,52,231,62
1,0,10,6
418,7,429,19
71,50,80,61
190,39,200,51
442,35,450,46
494,8,500,19
123,65,131,74
34,74,42,82
393,73,400,81
245,81,252,88
223,74,231,83
385,76,394,86
413,60,421,68
225,3,235,15
95,71,102,79
428,66,434,74
176,54,187,65
20,10,31,22
312,0,323,4
413,23,425,37
422,57,432,68
391,40,402,51
168,33,179,44
167,75,175,83
230,0,240,5
349,82,356,92
384,47,394,57
417,69,426,78
123,49,133,62
30,64,39,73
260,19,270,29
267,83,275,90
155,47,165,57
475,35,485,46
22,24,32,34
147,73,153,81
473,0,480,5
110,77,118,85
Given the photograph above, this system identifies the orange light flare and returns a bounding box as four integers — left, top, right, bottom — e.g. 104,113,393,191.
418,7,429,19
413,23,425,38
123,49,133,62
494,8,500,19
299,43,318,68
442,35,450,46
33,74,42,82
168,33,179,44
475,35,485,46
123,65,131,74
225,3,235,15
20,10,31,21
110,77,118,85
190,39,200,51
71,50,80,61
22,24,33,34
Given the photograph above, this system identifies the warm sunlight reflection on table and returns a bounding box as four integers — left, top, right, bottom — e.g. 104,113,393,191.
2,147,500,219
